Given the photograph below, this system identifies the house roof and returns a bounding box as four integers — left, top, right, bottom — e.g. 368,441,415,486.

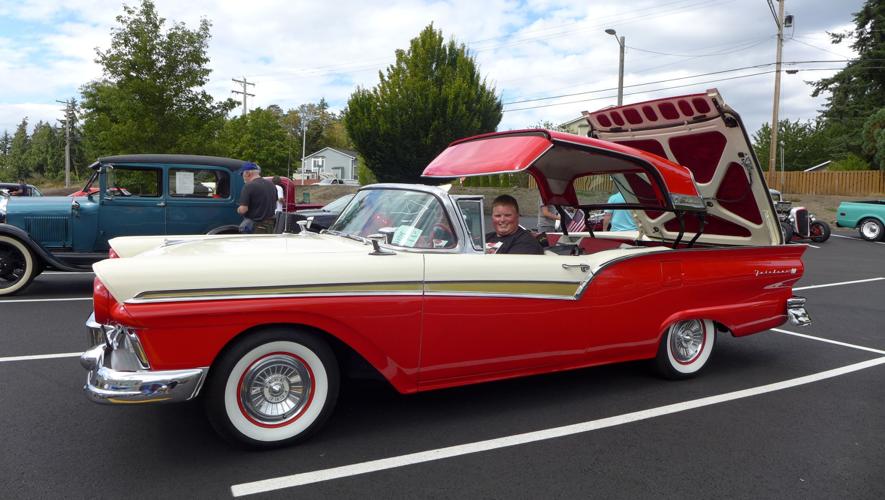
304,147,359,160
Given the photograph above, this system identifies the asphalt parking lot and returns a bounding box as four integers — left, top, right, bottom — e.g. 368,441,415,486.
1,229,882,499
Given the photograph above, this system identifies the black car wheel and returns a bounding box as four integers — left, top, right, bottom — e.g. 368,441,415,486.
809,220,831,243
779,221,794,244
0,235,37,296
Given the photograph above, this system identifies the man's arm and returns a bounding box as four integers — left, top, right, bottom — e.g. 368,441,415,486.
603,212,612,231
237,204,249,215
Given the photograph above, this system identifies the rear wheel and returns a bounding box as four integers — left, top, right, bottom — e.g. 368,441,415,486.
204,328,339,448
655,319,716,379
809,220,831,243
0,235,37,296
858,218,884,241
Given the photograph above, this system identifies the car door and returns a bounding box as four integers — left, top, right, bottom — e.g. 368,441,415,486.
165,166,237,234
419,252,594,386
95,165,165,251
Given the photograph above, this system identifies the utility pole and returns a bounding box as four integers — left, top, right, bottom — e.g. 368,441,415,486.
56,98,75,188
605,29,626,106
768,0,786,185
231,77,255,116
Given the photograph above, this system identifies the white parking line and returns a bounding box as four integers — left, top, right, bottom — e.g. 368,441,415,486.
0,352,81,363
42,271,95,275
772,328,885,356
794,277,885,291
832,234,885,245
0,297,92,304
230,356,885,497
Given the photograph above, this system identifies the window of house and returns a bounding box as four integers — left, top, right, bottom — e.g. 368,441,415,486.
312,157,325,170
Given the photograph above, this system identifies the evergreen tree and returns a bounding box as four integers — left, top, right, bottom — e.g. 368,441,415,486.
7,119,30,181
346,24,502,183
811,0,885,167
752,119,842,171
79,0,235,157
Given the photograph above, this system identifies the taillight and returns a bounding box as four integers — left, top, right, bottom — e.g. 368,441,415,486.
92,277,118,324
108,248,119,259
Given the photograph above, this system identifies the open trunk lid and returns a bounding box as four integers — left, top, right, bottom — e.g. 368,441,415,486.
585,88,781,246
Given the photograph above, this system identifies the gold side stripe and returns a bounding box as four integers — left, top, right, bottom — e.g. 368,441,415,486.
426,281,579,297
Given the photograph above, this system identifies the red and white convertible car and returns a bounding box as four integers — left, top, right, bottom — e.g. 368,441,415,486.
80,90,810,448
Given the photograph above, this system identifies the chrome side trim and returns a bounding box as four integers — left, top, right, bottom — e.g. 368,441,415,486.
127,291,423,304
423,291,577,301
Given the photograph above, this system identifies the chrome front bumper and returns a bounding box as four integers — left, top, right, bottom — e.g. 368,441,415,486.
787,296,811,327
81,313,208,404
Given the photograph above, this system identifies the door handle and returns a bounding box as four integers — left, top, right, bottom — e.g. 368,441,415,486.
157,202,167,207
562,263,590,272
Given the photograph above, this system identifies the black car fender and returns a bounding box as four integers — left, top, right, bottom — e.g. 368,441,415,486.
0,223,82,272
207,224,241,235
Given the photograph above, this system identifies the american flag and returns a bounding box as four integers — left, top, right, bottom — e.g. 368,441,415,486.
567,209,586,232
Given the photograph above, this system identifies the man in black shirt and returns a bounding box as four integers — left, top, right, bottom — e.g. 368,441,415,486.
237,162,277,233
485,194,544,254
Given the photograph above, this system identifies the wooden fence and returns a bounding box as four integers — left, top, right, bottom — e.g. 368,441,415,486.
531,171,885,196
768,171,885,196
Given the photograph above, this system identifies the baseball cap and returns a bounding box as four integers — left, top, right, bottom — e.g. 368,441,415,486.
238,161,261,174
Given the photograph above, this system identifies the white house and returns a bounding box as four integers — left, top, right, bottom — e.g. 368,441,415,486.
302,147,359,181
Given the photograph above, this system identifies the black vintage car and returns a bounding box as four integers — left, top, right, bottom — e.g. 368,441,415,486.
288,194,355,232
769,189,830,243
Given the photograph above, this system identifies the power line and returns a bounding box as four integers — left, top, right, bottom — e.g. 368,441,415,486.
501,59,851,106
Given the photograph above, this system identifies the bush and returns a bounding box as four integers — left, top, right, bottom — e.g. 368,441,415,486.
829,153,871,171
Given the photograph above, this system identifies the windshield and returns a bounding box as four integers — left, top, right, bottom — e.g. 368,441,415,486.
323,194,354,212
328,189,457,249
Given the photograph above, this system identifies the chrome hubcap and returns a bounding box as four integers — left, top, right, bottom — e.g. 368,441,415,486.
861,222,880,239
669,320,704,363
240,354,312,424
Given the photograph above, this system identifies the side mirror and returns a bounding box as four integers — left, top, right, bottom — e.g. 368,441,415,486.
377,226,396,244
367,234,395,255
306,216,314,229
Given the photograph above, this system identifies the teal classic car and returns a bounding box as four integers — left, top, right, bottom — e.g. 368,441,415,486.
0,154,252,296
836,199,885,241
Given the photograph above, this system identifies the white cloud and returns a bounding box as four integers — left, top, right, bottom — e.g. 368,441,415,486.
0,0,866,142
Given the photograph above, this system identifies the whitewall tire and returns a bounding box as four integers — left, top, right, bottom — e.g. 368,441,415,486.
0,235,37,296
205,329,339,448
655,319,716,379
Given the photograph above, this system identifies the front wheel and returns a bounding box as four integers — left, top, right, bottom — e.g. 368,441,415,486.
858,218,884,242
655,319,716,379
0,235,38,296
779,221,794,244
204,328,340,448
809,220,831,243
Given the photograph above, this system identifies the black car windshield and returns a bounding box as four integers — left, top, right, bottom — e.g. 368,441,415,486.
323,194,354,213
328,189,456,249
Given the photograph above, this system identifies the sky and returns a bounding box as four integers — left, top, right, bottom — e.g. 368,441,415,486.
0,0,866,144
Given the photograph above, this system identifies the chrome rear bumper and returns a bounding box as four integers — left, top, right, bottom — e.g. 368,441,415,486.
81,313,207,404
786,296,811,327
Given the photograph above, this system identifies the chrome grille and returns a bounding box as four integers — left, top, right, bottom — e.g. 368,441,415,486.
794,209,809,236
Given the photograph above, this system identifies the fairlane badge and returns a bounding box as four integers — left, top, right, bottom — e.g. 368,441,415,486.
754,268,797,277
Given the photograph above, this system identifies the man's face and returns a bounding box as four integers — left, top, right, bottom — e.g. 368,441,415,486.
243,170,258,182
492,203,519,237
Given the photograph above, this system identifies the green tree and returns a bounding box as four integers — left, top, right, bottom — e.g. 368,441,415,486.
80,0,235,158
346,24,502,183
25,121,59,178
6,119,30,181
861,107,885,168
752,119,839,171
811,0,885,166
219,107,289,175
